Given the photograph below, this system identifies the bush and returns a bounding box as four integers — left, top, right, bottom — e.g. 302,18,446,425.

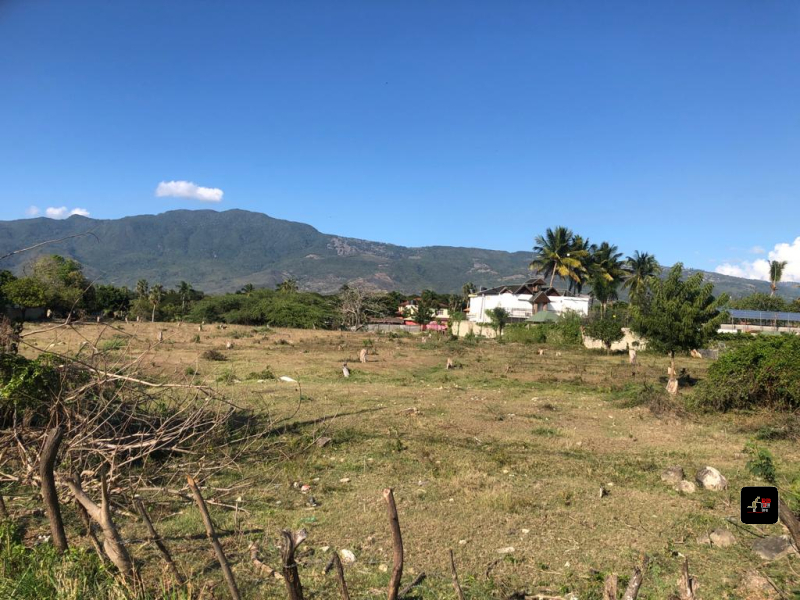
0,354,61,422
201,349,227,361
694,335,800,411
503,324,547,344
246,367,276,380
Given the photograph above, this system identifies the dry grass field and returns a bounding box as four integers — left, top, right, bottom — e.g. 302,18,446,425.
16,322,800,599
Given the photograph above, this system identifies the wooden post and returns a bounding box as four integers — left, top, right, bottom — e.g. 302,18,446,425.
383,488,404,600
40,426,68,553
449,549,466,600
331,551,351,600
135,499,185,586
603,573,618,600
621,555,648,600
677,557,696,600
187,476,241,600
280,529,307,600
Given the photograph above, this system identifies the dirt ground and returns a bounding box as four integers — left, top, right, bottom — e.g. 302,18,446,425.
17,322,800,599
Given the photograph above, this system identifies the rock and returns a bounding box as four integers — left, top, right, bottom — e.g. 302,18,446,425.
339,549,356,564
751,536,797,561
695,466,728,491
674,480,696,494
496,546,515,554
378,564,388,573
339,477,351,483
697,533,711,545
315,437,332,447
710,529,736,547
661,466,684,485
742,570,776,597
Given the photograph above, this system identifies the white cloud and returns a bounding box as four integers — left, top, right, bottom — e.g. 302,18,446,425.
44,206,91,219
750,245,765,255
715,237,800,282
155,180,223,202
26,206,40,217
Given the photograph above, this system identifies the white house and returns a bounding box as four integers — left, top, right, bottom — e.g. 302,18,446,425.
467,278,589,323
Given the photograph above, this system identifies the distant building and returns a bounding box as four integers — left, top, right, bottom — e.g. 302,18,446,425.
467,278,589,323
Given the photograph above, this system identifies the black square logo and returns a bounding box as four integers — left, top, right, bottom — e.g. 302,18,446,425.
741,486,779,524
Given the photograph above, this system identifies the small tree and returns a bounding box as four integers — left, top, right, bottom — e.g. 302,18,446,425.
406,300,435,331
584,314,624,354
486,307,510,338
277,278,298,294
769,260,788,297
631,263,728,391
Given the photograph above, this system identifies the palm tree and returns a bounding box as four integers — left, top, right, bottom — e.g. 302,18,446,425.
149,284,164,322
178,281,193,315
136,279,149,300
623,251,661,302
567,235,593,294
277,278,298,294
530,226,585,289
769,260,788,297
239,283,255,296
589,242,625,315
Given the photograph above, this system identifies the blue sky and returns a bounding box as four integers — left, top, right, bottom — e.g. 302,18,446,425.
1,1,799,280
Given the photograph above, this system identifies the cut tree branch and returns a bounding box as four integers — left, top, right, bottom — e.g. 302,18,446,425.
40,426,68,553
384,488,404,600
280,529,307,600
187,476,241,600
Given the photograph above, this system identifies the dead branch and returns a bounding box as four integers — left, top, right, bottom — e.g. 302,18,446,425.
0,490,7,519
677,556,696,600
331,551,351,600
384,488,404,600
449,549,465,600
40,426,69,553
280,529,308,600
67,471,136,581
0,230,98,262
74,471,108,563
249,541,283,580
135,498,185,586
621,555,648,600
399,572,426,598
187,476,241,600
779,498,800,550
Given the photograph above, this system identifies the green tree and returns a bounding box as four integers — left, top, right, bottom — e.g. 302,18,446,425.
0,271,16,311
148,284,164,322
584,314,625,354
769,260,788,297
276,278,298,294
461,282,476,307
178,281,194,314
730,292,789,312
623,251,661,303
530,226,587,289
30,255,92,316
3,278,48,311
136,279,149,300
588,242,625,315
406,299,435,330
485,307,510,337
631,263,728,384
238,283,255,296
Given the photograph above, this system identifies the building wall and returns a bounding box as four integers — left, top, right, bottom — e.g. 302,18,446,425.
451,320,498,339
467,293,590,322
582,327,647,351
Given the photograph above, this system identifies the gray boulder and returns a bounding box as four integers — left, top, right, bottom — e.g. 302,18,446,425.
661,466,684,485
695,466,728,491
751,536,798,561
709,529,736,547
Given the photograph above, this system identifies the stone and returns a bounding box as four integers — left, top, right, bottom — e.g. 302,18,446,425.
709,529,736,548
315,437,332,447
751,536,797,561
697,533,711,545
661,466,684,485
695,466,728,491
496,546,515,554
742,570,776,597
339,477,351,483
339,549,356,564
674,480,696,494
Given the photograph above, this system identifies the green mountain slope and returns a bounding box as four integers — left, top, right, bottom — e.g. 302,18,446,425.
0,209,795,298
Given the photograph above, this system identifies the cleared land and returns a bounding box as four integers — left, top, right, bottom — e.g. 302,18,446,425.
17,322,800,599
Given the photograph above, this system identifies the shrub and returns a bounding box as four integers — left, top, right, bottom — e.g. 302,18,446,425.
246,367,276,380
693,335,800,411
583,314,624,352
545,312,583,346
216,367,237,384
0,354,61,422
503,324,547,344
201,349,227,361
744,442,777,484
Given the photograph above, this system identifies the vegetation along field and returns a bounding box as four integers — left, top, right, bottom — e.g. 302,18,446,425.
4,321,800,599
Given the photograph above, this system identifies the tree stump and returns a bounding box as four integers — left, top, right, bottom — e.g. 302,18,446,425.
628,349,637,365
359,348,367,363
342,363,350,378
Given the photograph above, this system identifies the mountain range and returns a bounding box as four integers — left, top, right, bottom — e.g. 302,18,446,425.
0,209,795,298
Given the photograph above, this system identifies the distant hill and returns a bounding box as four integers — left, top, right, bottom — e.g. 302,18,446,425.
0,209,796,298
